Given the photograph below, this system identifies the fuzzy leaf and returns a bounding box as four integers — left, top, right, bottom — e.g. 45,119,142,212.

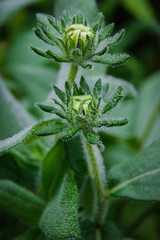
76,11,83,24
53,85,67,104
0,119,64,154
46,50,69,62
98,23,115,43
59,127,80,140
102,86,123,114
47,15,61,33
106,29,125,46
40,171,80,239
36,103,67,119
65,81,71,105
73,82,80,96
108,140,160,201
92,12,104,32
51,98,66,112
92,53,130,66
64,136,88,175
34,26,54,46
30,46,51,59
34,120,68,136
93,46,108,56
92,118,129,128
63,11,71,25
83,130,101,145
60,17,66,29
79,86,85,96
80,76,91,95
38,23,56,43
93,78,102,98
80,62,92,69
0,76,33,140
0,180,45,226
42,141,66,201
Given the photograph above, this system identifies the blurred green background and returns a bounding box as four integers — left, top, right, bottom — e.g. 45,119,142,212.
0,0,160,239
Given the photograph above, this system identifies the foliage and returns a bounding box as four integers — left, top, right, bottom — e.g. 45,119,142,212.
0,0,160,240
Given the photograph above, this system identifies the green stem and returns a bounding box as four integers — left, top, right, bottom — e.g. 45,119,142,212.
67,63,78,88
82,137,108,227
85,140,106,197
96,228,102,240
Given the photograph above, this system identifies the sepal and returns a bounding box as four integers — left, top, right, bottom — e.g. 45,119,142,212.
92,53,130,66
102,86,123,114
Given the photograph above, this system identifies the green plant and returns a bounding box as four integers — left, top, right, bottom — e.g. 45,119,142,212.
0,1,160,240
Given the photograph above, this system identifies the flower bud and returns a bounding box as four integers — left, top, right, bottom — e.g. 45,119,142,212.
69,95,94,116
66,24,93,47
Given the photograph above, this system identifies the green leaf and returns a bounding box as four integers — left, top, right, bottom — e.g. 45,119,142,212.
93,78,102,98
34,120,68,136
102,86,123,114
108,140,160,201
64,136,88,174
135,71,160,146
0,153,39,190
83,130,101,145
93,46,108,56
60,17,66,29
40,171,80,239
33,26,55,46
92,118,129,128
102,222,123,240
37,23,57,43
51,98,66,112
47,15,61,33
53,85,67,104
30,46,51,59
36,103,67,119
0,77,33,140
0,119,65,154
106,29,125,46
59,127,80,140
0,180,45,226
80,76,91,95
80,178,96,221
65,81,71,105
42,141,66,201
46,50,69,62
73,81,80,96
92,53,130,66
98,23,115,43
76,11,84,24
92,12,104,32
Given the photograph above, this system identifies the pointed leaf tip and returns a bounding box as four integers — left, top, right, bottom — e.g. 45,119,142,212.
93,78,102,98
52,85,67,104
80,76,91,95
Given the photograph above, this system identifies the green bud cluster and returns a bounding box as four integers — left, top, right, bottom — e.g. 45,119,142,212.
36,76,129,148
31,11,129,68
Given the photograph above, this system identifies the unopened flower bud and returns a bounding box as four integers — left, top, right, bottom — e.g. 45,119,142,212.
66,24,93,47
69,95,94,116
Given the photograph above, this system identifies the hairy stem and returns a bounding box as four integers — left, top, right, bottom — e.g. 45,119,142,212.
84,140,106,197
82,136,107,226
67,63,78,88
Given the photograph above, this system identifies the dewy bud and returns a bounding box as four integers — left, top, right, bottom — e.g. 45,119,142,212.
66,24,93,47
69,95,93,115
